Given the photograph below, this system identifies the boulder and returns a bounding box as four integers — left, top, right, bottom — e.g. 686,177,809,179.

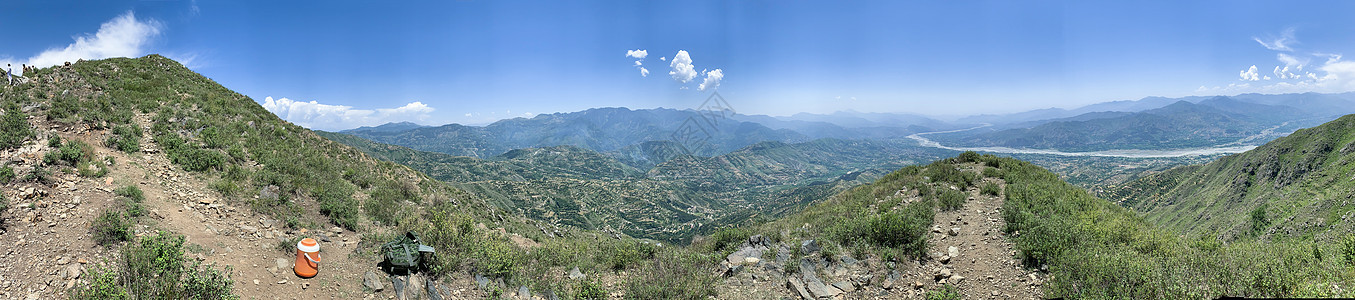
800,239,820,255
787,277,813,300
832,281,856,293
363,271,384,292
568,267,586,280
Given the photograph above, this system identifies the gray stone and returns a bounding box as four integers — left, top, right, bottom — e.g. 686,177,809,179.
787,277,813,300
804,278,842,299
259,185,280,200
275,258,289,270
948,227,960,236
800,239,820,254
748,234,764,246
949,275,965,284
63,264,82,280
832,281,856,293
726,246,764,265
363,271,384,292
474,274,490,289
517,286,531,298
947,246,959,258
568,267,586,280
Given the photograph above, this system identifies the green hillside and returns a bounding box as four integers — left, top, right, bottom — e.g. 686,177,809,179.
738,152,1354,298
1107,114,1355,240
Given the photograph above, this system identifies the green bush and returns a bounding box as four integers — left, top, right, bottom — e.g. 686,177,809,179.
92,210,133,245
0,103,33,150
78,161,109,178
1251,204,1270,235
105,124,141,153
938,189,965,211
1342,235,1355,264
575,279,608,300
982,166,1004,178
115,185,145,202
926,283,961,300
867,201,934,258
980,182,1001,196
314,183,360,230
623,250,717,300
44,139,92,166
69,264,128,300
115,231,237,299
707,227,752,253
0,164,13,184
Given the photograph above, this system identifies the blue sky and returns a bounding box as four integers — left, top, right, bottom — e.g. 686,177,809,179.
5,1,1355,130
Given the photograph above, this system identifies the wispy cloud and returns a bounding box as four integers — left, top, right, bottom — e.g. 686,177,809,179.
24,12,162,68
261,97,436,131
1252,27,1296,52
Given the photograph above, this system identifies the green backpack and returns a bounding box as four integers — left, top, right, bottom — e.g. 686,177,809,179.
383,232,435,274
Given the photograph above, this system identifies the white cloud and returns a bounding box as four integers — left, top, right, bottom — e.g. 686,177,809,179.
261,97,435,131
626,49,648,60
660,57,666,61
698,68,723,91
25,12,162,68
1253,27,1296,52
669,50,697,83
1239,65,1260,81
626,49,650,77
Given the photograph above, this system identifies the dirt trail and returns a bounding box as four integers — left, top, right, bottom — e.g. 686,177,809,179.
0,118,489,299
919,172,1044,299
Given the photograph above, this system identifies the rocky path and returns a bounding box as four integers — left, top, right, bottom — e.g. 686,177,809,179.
918,175,1044,299
715,165,1044,299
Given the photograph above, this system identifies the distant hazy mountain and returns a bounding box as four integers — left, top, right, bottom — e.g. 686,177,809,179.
341,121,429,133
934,93,1355,152
341,107,810,158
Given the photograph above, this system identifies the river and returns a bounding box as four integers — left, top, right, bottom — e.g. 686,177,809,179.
905,125,1260,158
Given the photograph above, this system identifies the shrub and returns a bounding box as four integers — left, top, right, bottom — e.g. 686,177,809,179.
926,283,961,300
623,250,718,300
116,231,237,299
954,151,981,163
78,161,109,178
69,264,127,300
1251,204,1270,235
867,201,933,258
982,166,1004,178
105,124,141,153
92,210,133,245
44,139,92,166
0,103,33,150
0,164,13,184
115,185,145,202
575,279,608,300
314,183,360,230
980,182,1001,196
1342,235,1355,265
170,147,225,172
938,189,965,211
23,167,51,184
707,227,752,253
